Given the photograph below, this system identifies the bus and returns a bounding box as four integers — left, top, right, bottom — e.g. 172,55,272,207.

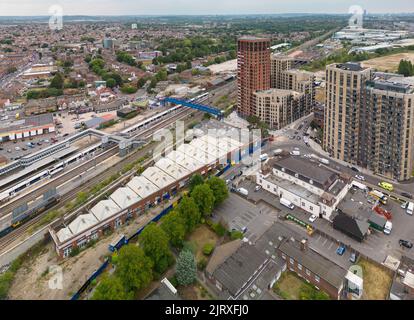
369,190,388,205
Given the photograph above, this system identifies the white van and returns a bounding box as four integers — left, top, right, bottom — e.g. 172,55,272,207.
384,221,393,235
407,202,414,215
280,198,295,210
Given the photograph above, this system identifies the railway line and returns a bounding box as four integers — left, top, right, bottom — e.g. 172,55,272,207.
0,107,201,250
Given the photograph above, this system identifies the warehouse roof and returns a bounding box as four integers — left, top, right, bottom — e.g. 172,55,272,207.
90,199,121,221
126,176,159,198
166,150,204,172
109,187,141,210
68,213,98,235
142,166,175,189
155,157,191,180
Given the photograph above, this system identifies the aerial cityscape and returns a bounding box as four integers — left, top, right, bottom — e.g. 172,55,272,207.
1,0,414,307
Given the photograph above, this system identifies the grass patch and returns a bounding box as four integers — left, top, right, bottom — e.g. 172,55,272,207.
273,271,330,300
357,258,392,300
187,225,219,261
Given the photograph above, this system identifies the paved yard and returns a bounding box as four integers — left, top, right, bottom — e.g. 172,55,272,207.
212,193,279,243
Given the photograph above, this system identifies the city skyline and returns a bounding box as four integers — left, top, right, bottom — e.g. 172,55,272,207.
0,0,414,16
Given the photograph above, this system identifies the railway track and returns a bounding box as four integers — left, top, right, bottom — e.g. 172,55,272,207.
0,106,192,216
0,108,200,251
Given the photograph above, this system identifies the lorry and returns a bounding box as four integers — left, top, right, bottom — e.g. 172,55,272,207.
237,188,249,197
369,190,388,205
407,202,414,215
280,198,295,210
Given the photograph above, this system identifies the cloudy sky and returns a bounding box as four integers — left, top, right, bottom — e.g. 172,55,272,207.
0,0,413,16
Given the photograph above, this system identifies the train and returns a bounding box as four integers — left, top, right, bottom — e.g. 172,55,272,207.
0,143,102,204
0,194,61,238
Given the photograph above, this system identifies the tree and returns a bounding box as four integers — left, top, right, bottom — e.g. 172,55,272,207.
91,275,131,300
398,59,414,77
207,176,229,207
189,173,204,192
176,195,201,233
121,85,138,94
139,223,173,275
106,78,117,88
49,73,64,89
191,184,215,217
160,210,186,248
176,249,197,286
137,77,148,88
116,245,153,293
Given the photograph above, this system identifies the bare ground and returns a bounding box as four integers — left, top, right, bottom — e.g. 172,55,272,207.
361,52,414,72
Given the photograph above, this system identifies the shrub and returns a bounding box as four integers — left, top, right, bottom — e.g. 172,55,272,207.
211,222,226,237
197,258,207,271
202,243,215,256
230,230,244,240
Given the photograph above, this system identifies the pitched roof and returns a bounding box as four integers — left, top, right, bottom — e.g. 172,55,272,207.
211,242,268,296
206,239,242,275
333,213,369,242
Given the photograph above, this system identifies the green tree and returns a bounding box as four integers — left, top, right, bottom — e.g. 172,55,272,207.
207,176,229,207
189,173,204,192
91,275,131,300
137,77,148,88
191,184,215,217
176,195,201,233
116,245,153,293
121,85,138,94
160,210,186,248
398,59,414,77
139,223,173,275
49,73,64,89
106,78,117,88
176,249,197,286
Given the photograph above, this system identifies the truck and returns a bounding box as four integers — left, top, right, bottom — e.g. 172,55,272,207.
369,190,388,205
373,205,392,220
280,198,295,210
407,202,414,215
351,180,368,191
237,188,249,197
368,213,387,232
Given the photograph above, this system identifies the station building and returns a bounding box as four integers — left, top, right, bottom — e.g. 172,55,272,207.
49,134,250,258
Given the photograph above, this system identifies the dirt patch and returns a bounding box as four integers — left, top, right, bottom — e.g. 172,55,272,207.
187,225,219,262
178,281,213,300
358,258,393,300
273,272,304,300
361,52,414,72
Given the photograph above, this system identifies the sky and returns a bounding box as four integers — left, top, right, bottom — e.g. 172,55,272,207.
0,0,413,16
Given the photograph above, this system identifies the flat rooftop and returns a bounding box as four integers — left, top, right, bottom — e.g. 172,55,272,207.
337,187,374,220
335,62,367,72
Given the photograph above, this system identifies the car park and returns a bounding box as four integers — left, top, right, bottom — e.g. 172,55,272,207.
37,141,42,146
336,244,346,255
399,240,413,249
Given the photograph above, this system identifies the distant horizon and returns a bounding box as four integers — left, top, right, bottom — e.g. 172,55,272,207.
0,0,413,16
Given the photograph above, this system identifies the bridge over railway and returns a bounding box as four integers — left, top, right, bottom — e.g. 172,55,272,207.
162,97,225,120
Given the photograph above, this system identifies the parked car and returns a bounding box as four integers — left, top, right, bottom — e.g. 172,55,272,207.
355,175,365,181
336,244,346,255
349,253,357,263
308,215,317,223
399,240,413,249
350,166,360,173
255,185,262,192
401,202,408,209
400,192,413,200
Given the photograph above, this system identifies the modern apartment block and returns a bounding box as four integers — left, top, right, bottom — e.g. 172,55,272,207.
324,61,414,181
323,62,372,165
253,89,306,130
363,77,414,181
237,37,271,117
270,55,294,88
